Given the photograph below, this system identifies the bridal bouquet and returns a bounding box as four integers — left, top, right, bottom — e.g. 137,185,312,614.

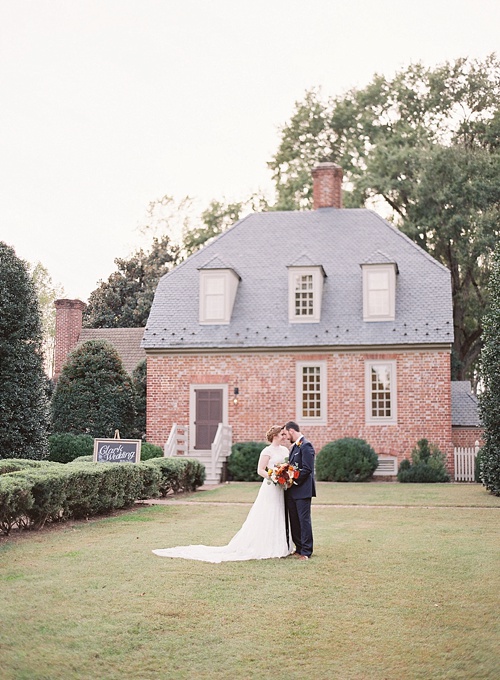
266,460,299,489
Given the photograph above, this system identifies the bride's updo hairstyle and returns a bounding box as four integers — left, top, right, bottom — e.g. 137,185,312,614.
266,425,283,443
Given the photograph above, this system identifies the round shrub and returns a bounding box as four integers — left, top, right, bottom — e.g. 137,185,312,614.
227,441,267,481
48,433,94,463
316,437,379,482
397,439,450,483
139,442,164,461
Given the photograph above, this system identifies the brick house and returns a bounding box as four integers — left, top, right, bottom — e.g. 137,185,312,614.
142,163,457,479
53,299,145,380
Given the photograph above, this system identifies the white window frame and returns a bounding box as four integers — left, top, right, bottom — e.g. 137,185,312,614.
362,264,396,321
296,361,327,424
288,267,323,323
199,270,239,325
365,360,397,425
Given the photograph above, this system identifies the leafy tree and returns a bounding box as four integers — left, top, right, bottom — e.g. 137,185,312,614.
479,246,500,495
51,340,136,438
0,242,49,459
29,261,64,376
83,235,180,328
268,55,500,380
182,199,243,256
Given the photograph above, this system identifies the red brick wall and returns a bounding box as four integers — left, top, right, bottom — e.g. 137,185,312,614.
312,163,343,209
452,427,484,448
146,349,454,471
54,299,85,381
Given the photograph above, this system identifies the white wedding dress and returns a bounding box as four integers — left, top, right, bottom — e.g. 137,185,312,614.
152,445,292,562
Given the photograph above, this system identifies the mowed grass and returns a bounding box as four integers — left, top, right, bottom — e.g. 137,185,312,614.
171,481,500,507
0,485,499,680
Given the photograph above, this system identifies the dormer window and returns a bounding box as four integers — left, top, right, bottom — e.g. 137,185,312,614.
288,265,325,323
362,263,397,322
199,266,240,325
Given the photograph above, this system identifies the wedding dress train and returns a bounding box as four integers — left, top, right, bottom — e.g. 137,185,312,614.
152,446,291,563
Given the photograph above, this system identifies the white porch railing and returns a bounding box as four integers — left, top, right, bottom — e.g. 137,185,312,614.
454,441,480,482
211,424,232,480
164,424,189,457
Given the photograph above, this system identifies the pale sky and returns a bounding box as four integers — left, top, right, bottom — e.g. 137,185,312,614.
1,0,498,300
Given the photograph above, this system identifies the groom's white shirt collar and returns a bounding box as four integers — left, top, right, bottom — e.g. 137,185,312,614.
295,434,303,445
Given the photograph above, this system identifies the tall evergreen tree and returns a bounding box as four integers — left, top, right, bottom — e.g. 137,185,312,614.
51,340,136,438
0,242,49,459
479,246,500,495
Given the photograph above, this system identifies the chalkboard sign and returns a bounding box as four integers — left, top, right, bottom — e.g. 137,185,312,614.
93,439,142,464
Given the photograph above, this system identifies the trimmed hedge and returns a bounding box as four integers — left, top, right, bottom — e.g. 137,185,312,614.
316,438,379,482
0,457,206,535
227,442,267,481
0,459,58,475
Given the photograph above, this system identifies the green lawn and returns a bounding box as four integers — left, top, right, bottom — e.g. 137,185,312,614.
1,484,499,680
175,481,500,507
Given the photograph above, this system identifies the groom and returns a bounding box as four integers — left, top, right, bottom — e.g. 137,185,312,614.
284,421,316,560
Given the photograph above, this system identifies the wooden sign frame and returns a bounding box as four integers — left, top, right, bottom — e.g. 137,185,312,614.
93,438,142,464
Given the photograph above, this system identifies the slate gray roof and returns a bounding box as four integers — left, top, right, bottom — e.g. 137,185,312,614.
451,381,481,427
79,328,145,375
142,208,453,351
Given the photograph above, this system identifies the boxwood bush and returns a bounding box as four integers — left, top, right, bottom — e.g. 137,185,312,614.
48,433,94,463
139,442,164,461
227,442,267,481
397,439,450,483
316,438,379,482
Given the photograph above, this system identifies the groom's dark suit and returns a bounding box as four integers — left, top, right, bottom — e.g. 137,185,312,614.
285,436,316,557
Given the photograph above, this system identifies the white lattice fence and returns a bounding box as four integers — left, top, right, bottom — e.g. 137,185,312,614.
454,441,480,482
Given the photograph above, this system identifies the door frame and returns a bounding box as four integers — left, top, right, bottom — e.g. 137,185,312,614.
189,383,228,454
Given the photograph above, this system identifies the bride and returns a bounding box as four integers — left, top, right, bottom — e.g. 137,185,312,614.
152,425,292,562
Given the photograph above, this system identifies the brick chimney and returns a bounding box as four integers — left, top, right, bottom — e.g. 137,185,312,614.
312,162,343,209
54,299,86,381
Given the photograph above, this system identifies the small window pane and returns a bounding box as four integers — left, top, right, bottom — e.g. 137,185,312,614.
295,275,314,317
301,365,321,418
370,364,392,419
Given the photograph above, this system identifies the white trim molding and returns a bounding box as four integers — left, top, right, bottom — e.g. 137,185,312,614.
199,269,239,324
365,360,397,425
295,360,327,425
362,263,397,322
288,266,325,323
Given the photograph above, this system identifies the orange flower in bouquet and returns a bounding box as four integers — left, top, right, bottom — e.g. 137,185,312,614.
266,459,299,489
